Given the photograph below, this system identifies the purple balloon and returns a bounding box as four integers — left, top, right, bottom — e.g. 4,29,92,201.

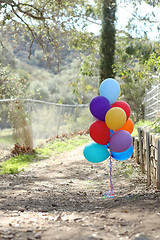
109,130,132,153
90,96,111,121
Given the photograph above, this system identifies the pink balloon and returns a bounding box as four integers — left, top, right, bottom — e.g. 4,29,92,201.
109,130,132,153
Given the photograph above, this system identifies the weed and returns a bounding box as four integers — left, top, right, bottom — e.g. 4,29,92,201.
0,154,36,174
116,162,134,178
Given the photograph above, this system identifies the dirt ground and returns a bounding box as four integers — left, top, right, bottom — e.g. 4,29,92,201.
0,145,160,240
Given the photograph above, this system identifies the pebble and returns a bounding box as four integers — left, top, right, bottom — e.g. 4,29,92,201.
35,233,42,239
134,236,150,240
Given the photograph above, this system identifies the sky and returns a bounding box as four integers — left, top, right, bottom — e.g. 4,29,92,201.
87,1,160,40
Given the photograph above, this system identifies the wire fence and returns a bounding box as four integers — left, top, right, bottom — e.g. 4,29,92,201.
0,99,93,155
145,76,160,120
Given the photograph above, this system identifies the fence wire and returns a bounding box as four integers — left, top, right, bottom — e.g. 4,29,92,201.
0,99,93,154
145,83,160,120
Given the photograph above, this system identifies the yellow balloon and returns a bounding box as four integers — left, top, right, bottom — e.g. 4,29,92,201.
105,107,127,130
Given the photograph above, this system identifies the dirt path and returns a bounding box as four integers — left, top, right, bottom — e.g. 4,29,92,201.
0,145,160,240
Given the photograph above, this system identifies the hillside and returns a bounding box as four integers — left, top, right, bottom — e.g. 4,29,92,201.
0,31,99,104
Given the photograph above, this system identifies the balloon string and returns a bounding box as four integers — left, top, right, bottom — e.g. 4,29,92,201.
104,154,115,198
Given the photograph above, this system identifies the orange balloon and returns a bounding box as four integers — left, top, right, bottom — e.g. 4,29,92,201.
116,118,134,134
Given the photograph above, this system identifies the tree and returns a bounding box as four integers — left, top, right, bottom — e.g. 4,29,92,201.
114,33,159,121
119,0,160,40
0,65,33,148
99,0,116,84
0,0,97,71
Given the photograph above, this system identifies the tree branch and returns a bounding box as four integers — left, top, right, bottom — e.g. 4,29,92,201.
11,1,45,20
0,0,13,3
11,6,36,59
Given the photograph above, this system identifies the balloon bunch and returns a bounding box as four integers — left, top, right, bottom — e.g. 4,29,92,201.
83,78,134,197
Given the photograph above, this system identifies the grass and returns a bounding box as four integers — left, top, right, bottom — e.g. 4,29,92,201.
116,162,134,178
36,135,90,156
0,134,90,175
0,154,36,174
132,120,152,137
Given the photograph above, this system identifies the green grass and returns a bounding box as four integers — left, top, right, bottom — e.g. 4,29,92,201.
0,154,36,174
132,120,152,137
0,134,90,175
36,135,90,156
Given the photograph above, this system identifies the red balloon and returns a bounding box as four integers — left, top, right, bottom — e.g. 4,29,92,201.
112,101,130,120
89,121,110,145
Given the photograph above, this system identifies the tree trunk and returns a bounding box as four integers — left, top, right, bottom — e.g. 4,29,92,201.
99,0,116,85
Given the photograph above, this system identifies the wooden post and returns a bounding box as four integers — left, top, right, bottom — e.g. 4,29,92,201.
157,140,160,190
138,127,145,173
135,137,139,164
146,132,151,186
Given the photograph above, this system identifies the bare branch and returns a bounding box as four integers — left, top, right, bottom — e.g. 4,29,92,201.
28,37,35,59
11,1,45,20
11,6,36,58
11,6,35,37
131,11,159,23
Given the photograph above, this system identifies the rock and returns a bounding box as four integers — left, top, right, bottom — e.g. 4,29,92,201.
134,236,150,240
51,203,57,207
74,217,83,222
68,180,73,183
35,233,41,239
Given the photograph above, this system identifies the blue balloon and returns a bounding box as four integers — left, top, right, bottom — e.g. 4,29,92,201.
110,130,114,137
111,145,133,161
99,78,120,104
83,142,110,163
106,131,114,148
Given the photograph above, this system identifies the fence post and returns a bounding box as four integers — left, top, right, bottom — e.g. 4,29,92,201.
134,137,139,164
146,132,151,186
138,127,145,173
157,140,160,190
56,105,63,136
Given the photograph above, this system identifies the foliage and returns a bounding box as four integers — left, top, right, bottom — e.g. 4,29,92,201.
114,35,159,122
0,0,159,108
0,65,28,99
143,51,160,85
119,0,160,39
131,117,160,136
0,0,98,69
131,119,152,136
